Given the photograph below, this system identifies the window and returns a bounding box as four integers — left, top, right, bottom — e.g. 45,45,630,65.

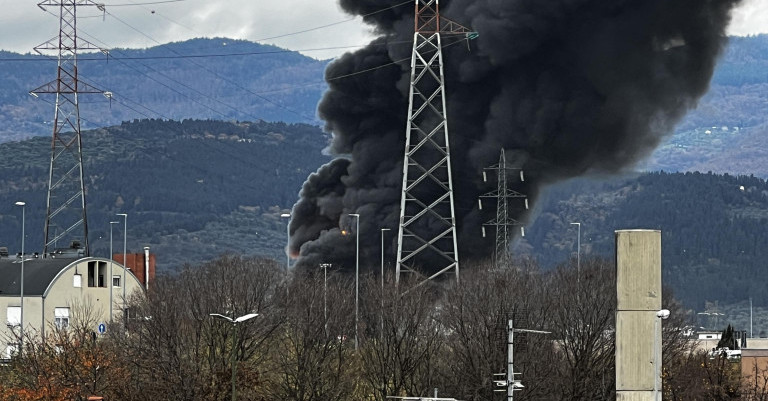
73,274,82,288
54,308,70,330
4,343,18,359
112,275,121,288
6,306,20,327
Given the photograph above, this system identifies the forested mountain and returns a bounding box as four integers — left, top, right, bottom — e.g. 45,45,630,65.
0,38,327,142
0,119,330,267
2,35,768,177
520,172,768,312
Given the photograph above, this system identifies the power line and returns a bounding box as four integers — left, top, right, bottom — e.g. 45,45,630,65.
104,0,189,6
102,9,317,122
0,42,410,62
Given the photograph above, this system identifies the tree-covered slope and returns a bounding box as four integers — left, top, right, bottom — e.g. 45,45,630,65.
646,35,768,176
0,38,327,142
0,119,330,268
521,171,768,310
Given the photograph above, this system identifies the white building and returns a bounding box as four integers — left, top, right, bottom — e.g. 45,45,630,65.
0,255,144,359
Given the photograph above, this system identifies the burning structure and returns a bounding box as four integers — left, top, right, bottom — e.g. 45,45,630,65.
289,0,743,272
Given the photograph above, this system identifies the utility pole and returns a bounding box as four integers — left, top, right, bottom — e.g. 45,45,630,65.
32,0,110,256
396,0,477,287
479,149,528,269
494,319,550,401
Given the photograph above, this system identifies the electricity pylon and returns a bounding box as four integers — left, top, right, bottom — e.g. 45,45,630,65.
479,149,528,269
396,0,476,286
31,0,109,256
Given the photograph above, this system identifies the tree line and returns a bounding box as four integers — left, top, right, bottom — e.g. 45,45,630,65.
1,255,765,400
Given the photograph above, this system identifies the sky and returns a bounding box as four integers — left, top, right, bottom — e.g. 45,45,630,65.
0,0,765,60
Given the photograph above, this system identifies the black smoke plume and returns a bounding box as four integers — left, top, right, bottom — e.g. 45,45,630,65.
289,0,743,272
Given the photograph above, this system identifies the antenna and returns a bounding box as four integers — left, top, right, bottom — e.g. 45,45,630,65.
479,149,528,269
31,0,110,256
395,0,477,286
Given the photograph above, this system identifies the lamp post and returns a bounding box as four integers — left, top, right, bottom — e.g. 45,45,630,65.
280,213,291,273
116,213,127,326
506,319,551,401
320,263,332,336
210,313,259,401
569,222,581,275
15,201,25,351
380,228,390,340
654,309,670,401
109,221,119,323
348,213,360,351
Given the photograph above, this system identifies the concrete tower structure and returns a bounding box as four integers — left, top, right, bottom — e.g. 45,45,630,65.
615,229,662,401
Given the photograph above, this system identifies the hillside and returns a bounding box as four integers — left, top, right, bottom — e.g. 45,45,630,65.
0,38,327,142
645,35,768,176
519,171,768,313
0,119,330,268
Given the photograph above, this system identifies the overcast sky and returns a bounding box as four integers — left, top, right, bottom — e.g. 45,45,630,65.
0,0,765,60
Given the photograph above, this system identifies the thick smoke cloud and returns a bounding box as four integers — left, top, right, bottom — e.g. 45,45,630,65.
289,0,742,272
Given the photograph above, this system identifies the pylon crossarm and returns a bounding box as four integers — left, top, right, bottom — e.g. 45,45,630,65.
38,0,103,7
439,18,473,35
502,189,526,198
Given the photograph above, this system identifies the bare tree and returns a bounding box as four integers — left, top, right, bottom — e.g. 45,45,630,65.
436,259,557,401
358,273,446,400
742,358,768,401
113,255,283,401
260,270,357,401
0,299,129,401
546,257,616,401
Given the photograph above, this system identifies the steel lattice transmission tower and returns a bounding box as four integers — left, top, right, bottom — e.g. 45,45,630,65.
31,0,108,256
396,0,475,285
479,149,528,269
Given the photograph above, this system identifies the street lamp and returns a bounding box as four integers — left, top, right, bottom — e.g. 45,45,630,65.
380,228,390,340
505,319,551,401
569,222,581,275
15,201,25,351
320,263,332,336
210,312,259,401
109,221,119,323
116,213,127,326
280,213,291,274
654,309,670,401
348,213,360,351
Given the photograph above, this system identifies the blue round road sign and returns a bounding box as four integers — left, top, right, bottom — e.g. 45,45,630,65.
98,323,106,334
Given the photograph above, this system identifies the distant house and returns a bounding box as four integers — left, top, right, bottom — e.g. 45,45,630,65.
698,331,722,340
0,255,146,359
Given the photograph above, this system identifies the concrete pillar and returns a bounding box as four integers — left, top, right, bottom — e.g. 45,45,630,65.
615,230,662,401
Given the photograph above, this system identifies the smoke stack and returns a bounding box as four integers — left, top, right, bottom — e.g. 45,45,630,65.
289,0,743,272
